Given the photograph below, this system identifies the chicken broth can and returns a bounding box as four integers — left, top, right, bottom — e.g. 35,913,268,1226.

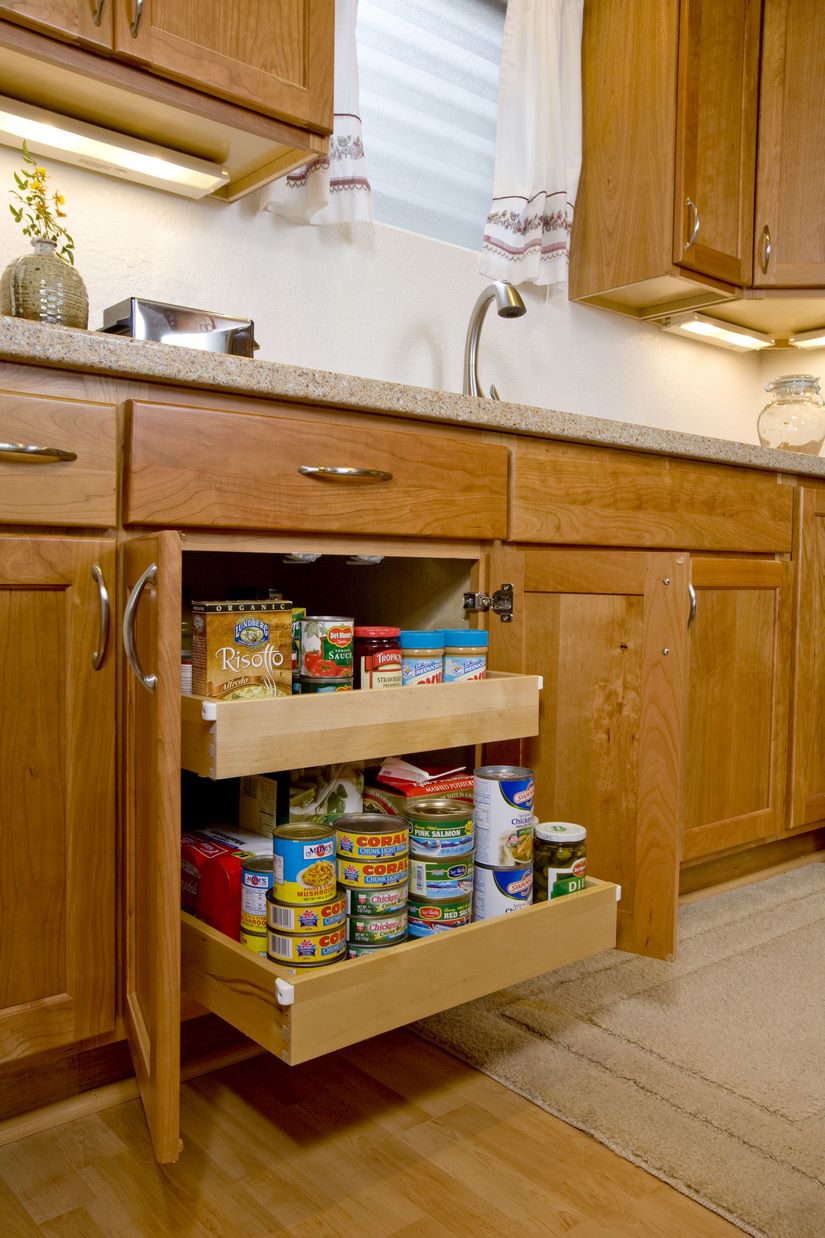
336,815,409,861
473,766,535,867
409,855,474,899
267,925,346,967
266,889,347,933
472,862,533,919
272,823,337,904
404,797,475,859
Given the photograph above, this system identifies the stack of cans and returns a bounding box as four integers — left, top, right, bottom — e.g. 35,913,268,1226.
267,824,346,966
472,766,535,918
239,855,275,954
335,814,410,957
404,798,475,935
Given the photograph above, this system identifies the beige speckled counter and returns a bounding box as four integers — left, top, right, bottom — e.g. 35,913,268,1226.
2,316,825,478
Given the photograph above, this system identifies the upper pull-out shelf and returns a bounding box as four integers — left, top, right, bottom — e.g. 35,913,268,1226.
181,671,541,779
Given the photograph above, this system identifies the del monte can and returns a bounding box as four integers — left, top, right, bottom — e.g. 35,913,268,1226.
300,616,354,679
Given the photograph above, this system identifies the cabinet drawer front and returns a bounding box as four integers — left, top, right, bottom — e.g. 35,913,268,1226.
126,401,509,539
181,879,618,1065
510,439,793,552
0,391,117,526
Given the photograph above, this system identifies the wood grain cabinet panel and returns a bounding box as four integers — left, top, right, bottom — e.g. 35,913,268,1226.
788,485,825,830
0,536,115,1061
114,0,334,129
0,390,117,527
0,0,112,49
125,400,509,539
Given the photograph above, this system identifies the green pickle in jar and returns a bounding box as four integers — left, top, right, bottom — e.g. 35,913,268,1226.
533,822,587,901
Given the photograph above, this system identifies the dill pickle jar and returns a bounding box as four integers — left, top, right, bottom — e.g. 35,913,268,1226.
533,822,586,901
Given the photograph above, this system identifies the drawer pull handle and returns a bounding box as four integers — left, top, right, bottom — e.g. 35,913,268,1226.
91,0,105,26
685,197,700,250
130,0,143,37
298,465,393,482
688,581,697,628
91,562,110,671
123,563,157,694
0,440,77,461
760,224,772,275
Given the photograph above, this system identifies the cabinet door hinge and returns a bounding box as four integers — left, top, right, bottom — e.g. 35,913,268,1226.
463,582,514,622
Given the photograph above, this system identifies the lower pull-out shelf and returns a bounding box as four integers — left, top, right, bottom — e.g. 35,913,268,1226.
181,878,618,1065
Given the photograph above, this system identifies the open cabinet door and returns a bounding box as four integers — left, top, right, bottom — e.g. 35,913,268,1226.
122,533,182,1163
487,544,689,960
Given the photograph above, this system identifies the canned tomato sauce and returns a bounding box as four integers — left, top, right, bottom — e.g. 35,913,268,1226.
404,797,474,858
347,908,408,945
336,855,409,888
409,855,474,899
300,616,354,679
336,814,409,861
272,823,337,904
267,925,346,967
266,889,347,933
473,765,535,867
472,863,533,919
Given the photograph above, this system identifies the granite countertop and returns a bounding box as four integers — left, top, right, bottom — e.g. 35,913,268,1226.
3,317,825,478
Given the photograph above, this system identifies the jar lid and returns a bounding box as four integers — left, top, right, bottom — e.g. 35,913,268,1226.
354,626,400,638
399,630,445,648
441,629,489,647
534,821,587,843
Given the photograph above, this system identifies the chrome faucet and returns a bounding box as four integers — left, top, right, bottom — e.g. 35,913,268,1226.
462,280,526,399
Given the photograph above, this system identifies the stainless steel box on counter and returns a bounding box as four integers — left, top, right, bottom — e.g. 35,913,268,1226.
100,298,258,357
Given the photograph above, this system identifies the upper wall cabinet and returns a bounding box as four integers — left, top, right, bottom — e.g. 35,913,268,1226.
0,2,333,201
570,0,825,336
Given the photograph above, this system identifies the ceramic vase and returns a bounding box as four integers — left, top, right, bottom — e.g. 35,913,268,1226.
0,237,88,328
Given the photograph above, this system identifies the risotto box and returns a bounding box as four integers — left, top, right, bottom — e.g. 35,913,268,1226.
192,599,292,701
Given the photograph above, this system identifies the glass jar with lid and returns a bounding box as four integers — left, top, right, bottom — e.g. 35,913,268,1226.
756,373,825,455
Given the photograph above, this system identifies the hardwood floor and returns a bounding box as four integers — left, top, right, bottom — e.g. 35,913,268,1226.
0,1028,740,1236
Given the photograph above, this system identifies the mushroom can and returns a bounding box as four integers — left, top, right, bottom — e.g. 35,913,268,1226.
472,862,533,920
240,855,274,923
266,924,346,966
272,823,337,904
473,766,535,867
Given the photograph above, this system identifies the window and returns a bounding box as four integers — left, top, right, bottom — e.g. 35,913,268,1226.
357,0,506,249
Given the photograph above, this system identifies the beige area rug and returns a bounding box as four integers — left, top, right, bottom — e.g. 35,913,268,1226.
414,864,825,1238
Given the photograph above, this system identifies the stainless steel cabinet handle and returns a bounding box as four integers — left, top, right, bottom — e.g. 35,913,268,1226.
91,0,105,26
760,225,772,274
0,441,77,461
130,0,144,37
123,563,157,694
91,562,110,671
685,198,700,251
688,582,697,628
298,465,393,482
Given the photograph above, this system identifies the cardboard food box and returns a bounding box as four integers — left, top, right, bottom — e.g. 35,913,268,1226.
180,826,272,917
363,767,474,816
192,599,292,700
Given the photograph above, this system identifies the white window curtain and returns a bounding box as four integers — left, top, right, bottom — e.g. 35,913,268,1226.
262,0,373,225
480,0,584,287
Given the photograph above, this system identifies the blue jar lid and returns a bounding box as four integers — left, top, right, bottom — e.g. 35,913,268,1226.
441,629,489,648
399,630,445,649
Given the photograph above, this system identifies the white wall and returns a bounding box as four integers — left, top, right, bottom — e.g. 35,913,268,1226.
0,148,767,443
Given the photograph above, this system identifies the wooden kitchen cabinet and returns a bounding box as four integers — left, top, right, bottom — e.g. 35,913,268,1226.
0,535,116,1062
788,484,825,832
570,0,825,333
0,0,112,49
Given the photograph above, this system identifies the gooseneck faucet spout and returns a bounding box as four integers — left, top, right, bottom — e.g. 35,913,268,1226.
462,280,526,399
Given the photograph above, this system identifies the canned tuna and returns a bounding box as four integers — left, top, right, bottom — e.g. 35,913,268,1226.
336,855,409,888
266,889,347,933
472,862,533,919
266,924,346,966
336,815,409,860
473,766,535,867
272,823,337,905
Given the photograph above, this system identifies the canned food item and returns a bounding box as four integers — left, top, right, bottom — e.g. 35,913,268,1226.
272,823,337,904
336,815,409,861
404,797,475,858
533,822,587,902
409,855,474,899
408,890,472,935
300,616,354,679
336,855,409,888
347,939,406,958
347,908,408,945
240,855,274,922
472,862,533,920
344,885,408,916
299,677,354,693
266,889,347,933
240,926,268,956
267,925,346,967
473,766,535,867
